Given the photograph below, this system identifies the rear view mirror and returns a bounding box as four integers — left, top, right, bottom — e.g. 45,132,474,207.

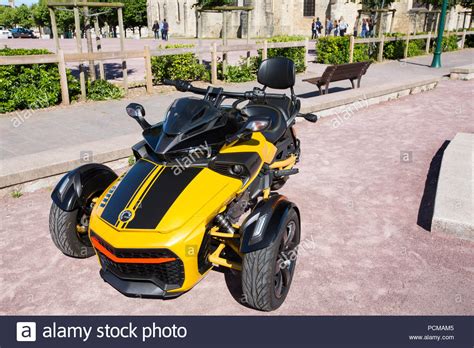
126,103,151,130
299,113,319,123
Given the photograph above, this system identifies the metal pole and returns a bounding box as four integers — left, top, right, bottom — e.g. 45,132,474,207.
431,0,449,68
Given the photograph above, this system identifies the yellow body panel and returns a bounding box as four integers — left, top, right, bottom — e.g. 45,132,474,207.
88,132,280,294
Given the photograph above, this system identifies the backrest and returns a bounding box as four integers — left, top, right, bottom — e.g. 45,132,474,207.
320,65,337,82
257,57,296,90
329,62,370,81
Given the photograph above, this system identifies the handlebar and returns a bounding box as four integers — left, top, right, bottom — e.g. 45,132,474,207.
163,78,286,101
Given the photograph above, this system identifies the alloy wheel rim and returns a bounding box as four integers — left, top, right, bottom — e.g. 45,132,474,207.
274,220,298,299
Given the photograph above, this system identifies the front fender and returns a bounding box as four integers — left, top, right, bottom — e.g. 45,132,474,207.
51,163,118,212
240,195,300,253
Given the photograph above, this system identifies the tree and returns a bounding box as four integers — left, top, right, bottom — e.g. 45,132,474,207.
14,4,34,28
194,0,234,9
0,6,16,28
424,0,472,7
122,0,147,36
32,0,51,35
361,0,395,9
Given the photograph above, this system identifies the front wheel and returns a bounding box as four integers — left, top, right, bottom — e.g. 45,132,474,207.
49,203,95,258
241,208,300,311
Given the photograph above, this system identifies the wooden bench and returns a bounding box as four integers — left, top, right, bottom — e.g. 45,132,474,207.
303,61,372,95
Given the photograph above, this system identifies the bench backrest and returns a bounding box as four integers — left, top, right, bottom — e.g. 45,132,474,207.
321,61,371,84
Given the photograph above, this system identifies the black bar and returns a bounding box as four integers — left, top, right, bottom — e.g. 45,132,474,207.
2,316,472,348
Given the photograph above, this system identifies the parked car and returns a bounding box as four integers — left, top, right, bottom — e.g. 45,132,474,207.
10,28,36,39
1,30,13,39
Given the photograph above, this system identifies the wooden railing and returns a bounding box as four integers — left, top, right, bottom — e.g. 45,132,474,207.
1,30,472,106
348,29,473,63
0,39,309,105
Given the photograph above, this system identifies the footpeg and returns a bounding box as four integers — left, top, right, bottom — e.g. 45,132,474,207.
273,168,299,178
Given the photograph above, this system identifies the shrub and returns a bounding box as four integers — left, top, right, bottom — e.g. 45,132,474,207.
316,36,350,64
219,57,259,82
440,34,459,52
383,34,425,60
0,47,80,113
267,36,306,72
87,79,124,101
151,44,209,83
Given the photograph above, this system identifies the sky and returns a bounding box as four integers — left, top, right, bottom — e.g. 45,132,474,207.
0,0,38,6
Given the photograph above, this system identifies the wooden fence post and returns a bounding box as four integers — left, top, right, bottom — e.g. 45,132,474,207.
48,8,60,51
349,35,355,63
211,42,218,85
460,29,467,49
57,49,70,105
404,30,410,59
378,35,385,62
426,32,431,54
304,37,309,71
144,45,153,94
262,40,268,60
74,5,86,101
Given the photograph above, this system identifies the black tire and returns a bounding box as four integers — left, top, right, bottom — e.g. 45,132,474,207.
241,208,300,311
49,202,95,258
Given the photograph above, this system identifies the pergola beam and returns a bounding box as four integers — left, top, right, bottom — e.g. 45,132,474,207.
47,1,123,8
197,6,253,12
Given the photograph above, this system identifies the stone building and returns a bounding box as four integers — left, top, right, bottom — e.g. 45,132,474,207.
146,0,472,38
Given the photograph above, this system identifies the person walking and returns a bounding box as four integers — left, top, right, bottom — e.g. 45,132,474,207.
339,16,348,36
368,18,374,37
360,18,368,37
333,20,339,36
162,19,169,41
152,20,160,40
316,17,323,37
311,18,317,39
326,17,333,36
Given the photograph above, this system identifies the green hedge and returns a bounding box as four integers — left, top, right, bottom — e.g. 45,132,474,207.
317,32,462,65
218,57,259,82
316,36,374,64
151,44,209,83
383,34,425,60
87,79,124,101
0,48,80,113
264,35,307,73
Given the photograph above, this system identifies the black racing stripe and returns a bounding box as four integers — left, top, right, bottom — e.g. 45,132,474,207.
101,160,156,225
126,167,202,230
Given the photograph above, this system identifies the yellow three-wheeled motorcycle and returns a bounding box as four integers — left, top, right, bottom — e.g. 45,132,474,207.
49,57,318,311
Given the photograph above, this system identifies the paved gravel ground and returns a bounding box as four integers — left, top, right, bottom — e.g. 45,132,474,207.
0,79,473,315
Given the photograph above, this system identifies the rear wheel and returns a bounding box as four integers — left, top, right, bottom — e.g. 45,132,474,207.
241,208,300,311
49,203,95,258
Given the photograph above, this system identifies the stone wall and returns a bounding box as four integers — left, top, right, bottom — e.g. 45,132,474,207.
146,0,472,38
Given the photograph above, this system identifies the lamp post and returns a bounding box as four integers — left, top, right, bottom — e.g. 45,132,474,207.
431,0,449,68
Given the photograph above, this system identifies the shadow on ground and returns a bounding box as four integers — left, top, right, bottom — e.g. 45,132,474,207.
416,140,450,231
297,86,352,98
69,63,137,80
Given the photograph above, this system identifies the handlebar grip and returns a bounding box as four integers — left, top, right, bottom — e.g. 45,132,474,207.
265,93,287,100
162,78,175,86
